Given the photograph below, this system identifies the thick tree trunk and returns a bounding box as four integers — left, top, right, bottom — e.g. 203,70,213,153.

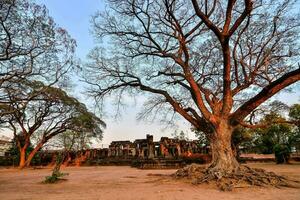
208,121,239,173
19,148,26,169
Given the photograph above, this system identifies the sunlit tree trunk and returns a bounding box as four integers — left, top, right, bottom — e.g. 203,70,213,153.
208,120,239,173
19,147,26,169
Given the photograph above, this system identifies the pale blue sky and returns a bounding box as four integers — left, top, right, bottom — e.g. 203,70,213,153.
36,0,103,60
34,0,299,146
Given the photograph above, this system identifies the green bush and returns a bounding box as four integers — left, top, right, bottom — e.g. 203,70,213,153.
274,144,290,164
44,171,68,184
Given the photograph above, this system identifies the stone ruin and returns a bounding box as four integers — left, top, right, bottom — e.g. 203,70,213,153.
53,134,210,168
104,134,209,159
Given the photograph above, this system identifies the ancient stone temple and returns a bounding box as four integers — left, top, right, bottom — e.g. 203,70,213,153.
102,134,208,160
68,134,208,163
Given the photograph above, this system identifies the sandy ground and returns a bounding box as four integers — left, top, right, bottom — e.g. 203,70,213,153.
0,163,300,200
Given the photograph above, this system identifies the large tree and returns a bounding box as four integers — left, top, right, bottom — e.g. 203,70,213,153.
1,80,106,168
85,0,300,176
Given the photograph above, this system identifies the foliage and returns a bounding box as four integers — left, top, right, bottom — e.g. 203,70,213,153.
254,123,293,154
289,104,300,121
53,130,97,151
0,0,81,168
7,135,33,165
273,144,290,164
239,104,300,163
192,128,209,147
44,171,68,184
288,103,300,153
171,130,189,141
231,126,253,158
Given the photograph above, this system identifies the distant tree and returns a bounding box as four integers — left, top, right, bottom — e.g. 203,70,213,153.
245,108,300,163
53,129,100,152
1,81,105,168
289,104,300,153
172,130,189,140
86,0,300,177
192,128,209,148
231,126,252,159
289,104,300,122
254,117,291,154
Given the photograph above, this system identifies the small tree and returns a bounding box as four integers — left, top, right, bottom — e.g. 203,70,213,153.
53,129,101,151
43,151,69,184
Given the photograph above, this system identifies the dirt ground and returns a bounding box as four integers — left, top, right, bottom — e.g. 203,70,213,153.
0,163,299,200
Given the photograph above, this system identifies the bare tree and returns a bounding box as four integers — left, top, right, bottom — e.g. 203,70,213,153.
1,80,106,168
85,0,300,178
0,0,76,116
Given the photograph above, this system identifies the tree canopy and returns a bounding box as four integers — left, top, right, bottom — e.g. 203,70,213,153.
0,0,76,117
86,0,299,130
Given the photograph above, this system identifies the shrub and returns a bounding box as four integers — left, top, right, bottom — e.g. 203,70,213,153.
274,144,290,164
44,171,68,184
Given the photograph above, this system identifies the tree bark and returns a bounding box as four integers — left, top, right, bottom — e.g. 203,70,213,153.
19,148,26,169
24,142,44,167
208,120,239,173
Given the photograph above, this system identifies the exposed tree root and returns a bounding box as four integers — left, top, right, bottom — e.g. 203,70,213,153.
173,164,300,191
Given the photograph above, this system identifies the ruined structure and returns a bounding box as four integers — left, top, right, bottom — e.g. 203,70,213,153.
97,134,209,160
109,140,135,157
45,134,209,166
67,134,210,167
